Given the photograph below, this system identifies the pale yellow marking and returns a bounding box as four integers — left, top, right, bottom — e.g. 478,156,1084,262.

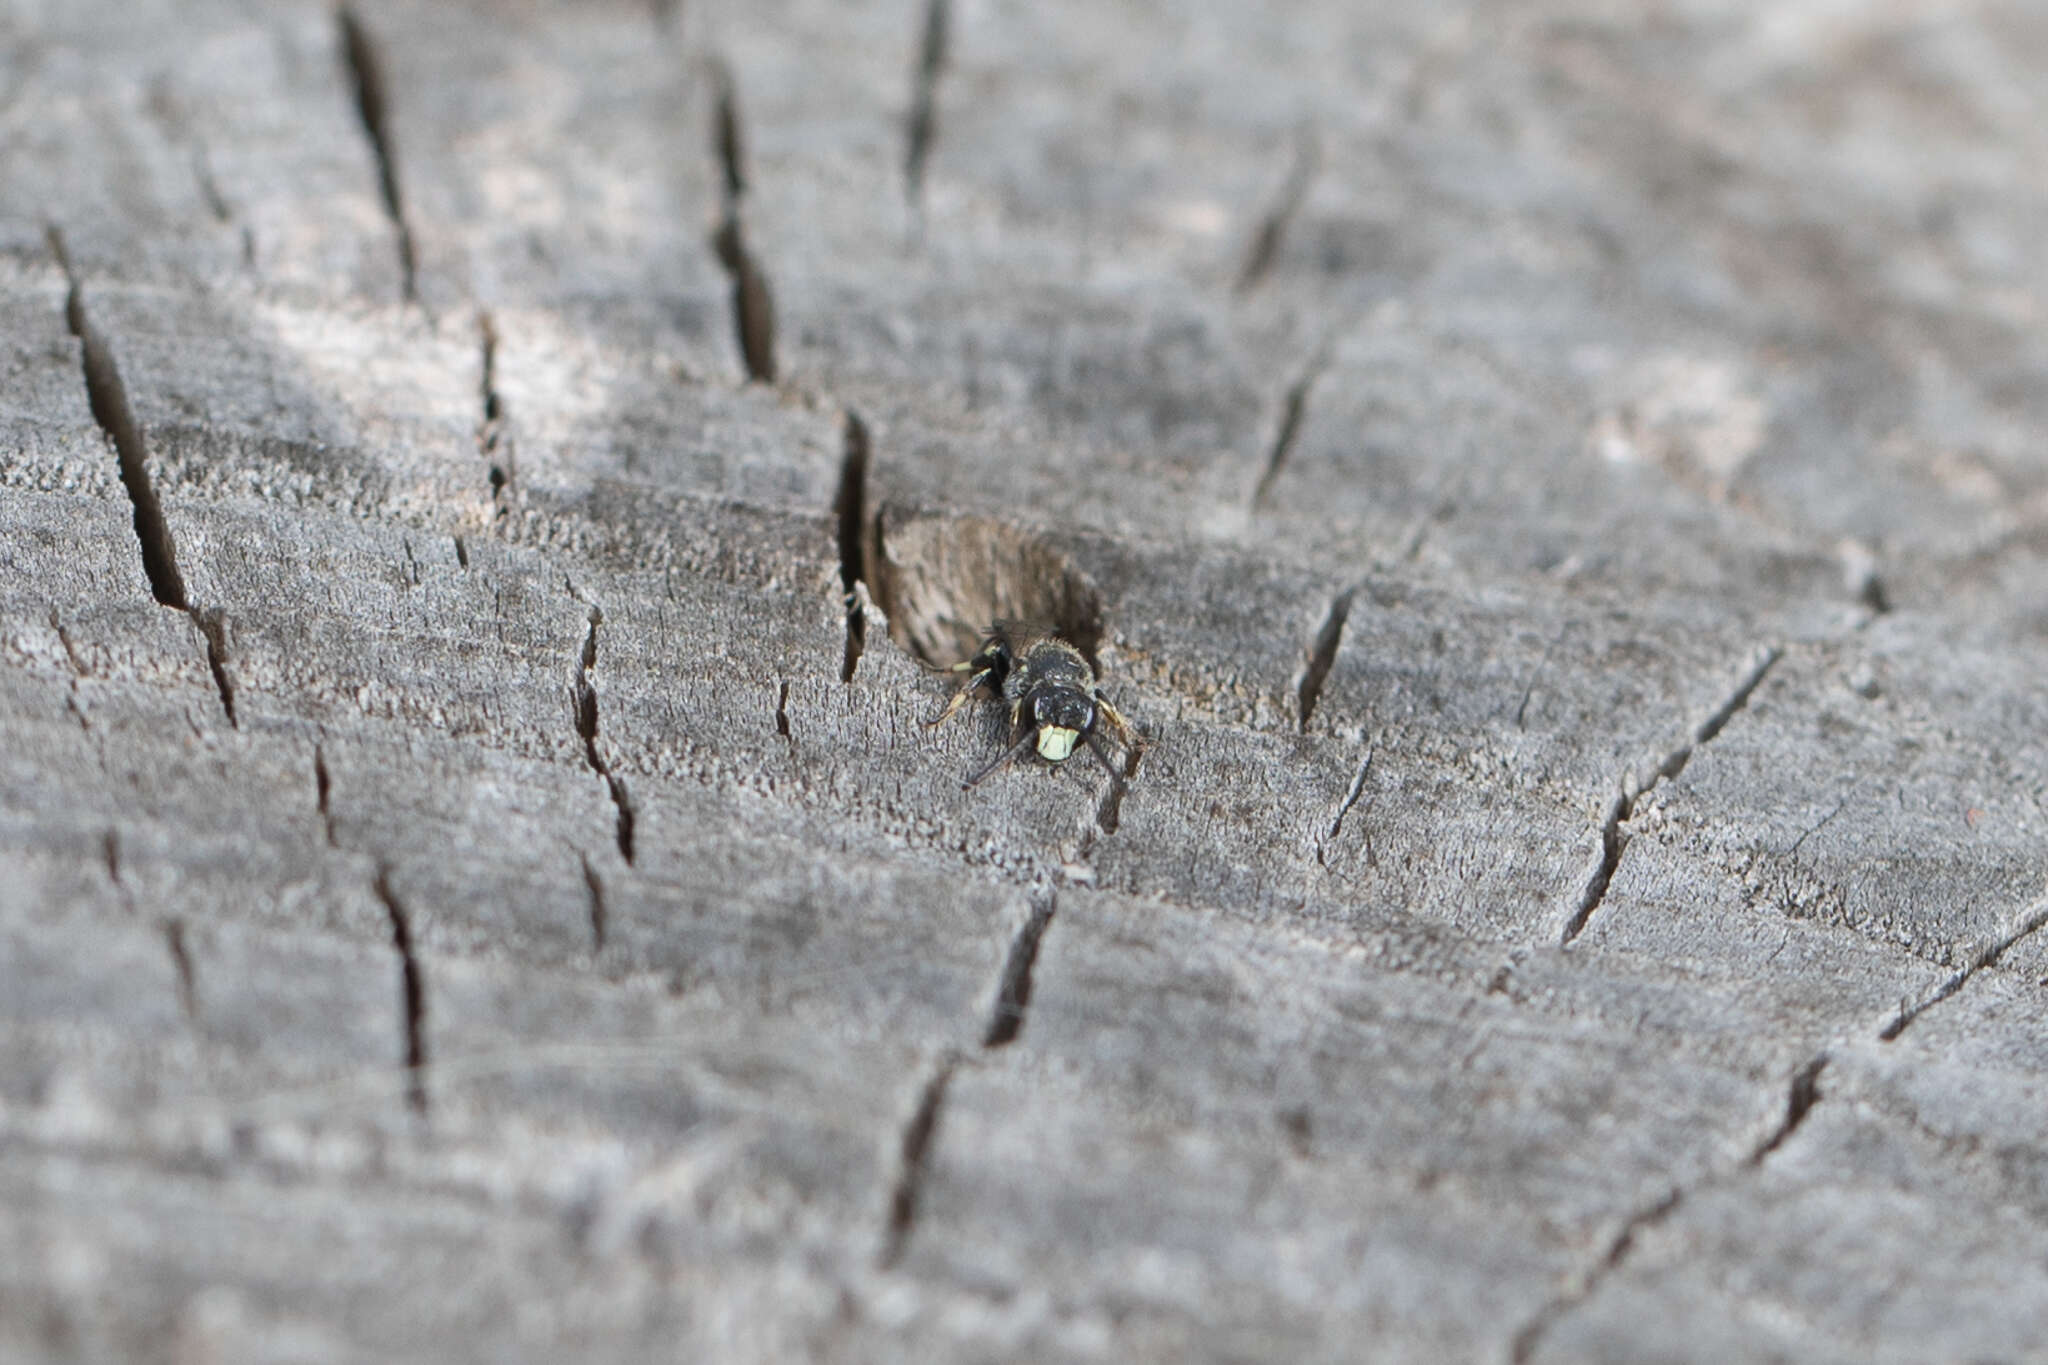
1036,727,1079,762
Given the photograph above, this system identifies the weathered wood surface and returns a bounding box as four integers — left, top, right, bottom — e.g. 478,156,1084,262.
4,0,2048,1360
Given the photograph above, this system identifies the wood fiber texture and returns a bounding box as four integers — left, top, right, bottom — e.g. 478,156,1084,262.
4,1,2048,1361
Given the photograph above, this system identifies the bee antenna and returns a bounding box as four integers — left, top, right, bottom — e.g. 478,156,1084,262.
963,732,1038,789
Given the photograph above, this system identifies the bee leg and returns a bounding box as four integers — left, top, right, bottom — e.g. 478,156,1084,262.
925,668,992,728
1085,732,1128,789
962,731,1038,789
1097,697,1142,753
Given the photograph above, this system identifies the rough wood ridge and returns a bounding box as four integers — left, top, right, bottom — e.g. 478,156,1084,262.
4,2,2048,1361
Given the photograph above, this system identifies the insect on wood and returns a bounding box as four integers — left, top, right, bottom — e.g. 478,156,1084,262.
926,621,1141,789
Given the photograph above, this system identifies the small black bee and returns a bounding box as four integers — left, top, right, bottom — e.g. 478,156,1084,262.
927,621,1140,789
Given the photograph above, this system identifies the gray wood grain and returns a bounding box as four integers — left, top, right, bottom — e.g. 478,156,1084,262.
4,1,2047,1361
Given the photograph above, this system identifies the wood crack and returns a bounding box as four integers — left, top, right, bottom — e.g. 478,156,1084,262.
708,63,778,383
1093,743,1143,836
581,853,608,956
476,310,513,511
51,227,189,611
1318,741,1376,869
573,608,637,865
372,865,430,1118
51,610,94,730
903,0,950,212
313,744,339,847
1296,587,1354,733
881,880,1059,1268
338,5,418,302
1880,894,2048,1041
162,917,198,1025
1251,343,1330,509
983,890,1056,1048
1235,126,1317,295
878,1052,956,1269
834,413,871,681
52,228,238,728
195,608,238,729
1560,645,1780,945
712,59,746,202
1745,1053,1828,1166
1508,1052,1827,1362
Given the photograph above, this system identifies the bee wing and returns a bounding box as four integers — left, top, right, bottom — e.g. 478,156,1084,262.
987,618,1060,655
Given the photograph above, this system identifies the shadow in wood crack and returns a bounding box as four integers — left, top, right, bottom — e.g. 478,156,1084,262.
868,507,1104,671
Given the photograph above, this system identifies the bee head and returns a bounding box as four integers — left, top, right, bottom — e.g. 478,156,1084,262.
1031,687,1096,762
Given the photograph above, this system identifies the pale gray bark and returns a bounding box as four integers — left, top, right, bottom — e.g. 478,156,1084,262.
4,1,2047,1361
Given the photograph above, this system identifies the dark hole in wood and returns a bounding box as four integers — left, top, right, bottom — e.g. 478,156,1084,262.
868,508,1104,672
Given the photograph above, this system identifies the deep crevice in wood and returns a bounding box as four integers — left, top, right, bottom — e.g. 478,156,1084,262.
708,63,777,383
1880,895,2048,1041
476,310,513,512
775,681,792,739
1234,125,1317,295
53,228,240,727
869,508,1106,671
878,1053,956,1269
372,866,429,1118
983,891,1055,1048
1746,1053,1828,1166
338,5,418,302
195,609,238,729
834,413,871,682
1561,646,1780,945
573,608,637,865
313,744,339,847
712,219,777,384
711,59,746,206
580,853,608,955
903,0,949,210
50,227,190,611
1296,587,1353,733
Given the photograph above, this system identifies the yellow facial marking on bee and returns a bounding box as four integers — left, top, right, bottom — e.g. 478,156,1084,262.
1036,726,1079,762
